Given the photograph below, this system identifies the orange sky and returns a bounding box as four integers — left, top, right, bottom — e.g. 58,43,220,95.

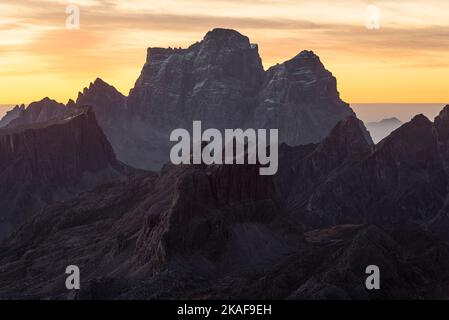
0,0,448,105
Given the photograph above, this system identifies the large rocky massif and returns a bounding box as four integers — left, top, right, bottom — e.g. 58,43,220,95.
1,28,449,300
3,29,354,171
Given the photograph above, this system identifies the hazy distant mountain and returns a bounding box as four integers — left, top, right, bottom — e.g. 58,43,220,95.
366,117,403,143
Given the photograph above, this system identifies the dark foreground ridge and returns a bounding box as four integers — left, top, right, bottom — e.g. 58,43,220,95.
1,107,449,299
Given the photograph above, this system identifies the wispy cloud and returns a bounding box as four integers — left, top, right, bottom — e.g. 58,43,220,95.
0,0,448,103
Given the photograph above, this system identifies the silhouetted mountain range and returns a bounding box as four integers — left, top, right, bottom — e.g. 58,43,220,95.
0,28,449,300
2,29,354,171
366,117,403,143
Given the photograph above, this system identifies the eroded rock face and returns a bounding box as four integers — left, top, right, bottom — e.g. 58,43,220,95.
0,107,134,240
254,50,355,145
122,28,354,170
128,29,264,131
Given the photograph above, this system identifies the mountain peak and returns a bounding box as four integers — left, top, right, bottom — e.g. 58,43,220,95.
294,50,318,59
411,113,430,124
204,28,246,40
91,77,109,89
380,117,401,124
365,117,403,143
203,28,252,49
36,97,60,105
78,78,126,103
317,116,374,155
375,113,433,151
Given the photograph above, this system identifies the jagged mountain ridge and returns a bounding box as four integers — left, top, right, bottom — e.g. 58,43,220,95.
276,106,449,235
2,28,355,171
366,117,403,143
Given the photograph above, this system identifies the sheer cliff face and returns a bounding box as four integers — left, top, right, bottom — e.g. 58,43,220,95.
128,28,264,130
0,107,132,240
255,50,354,145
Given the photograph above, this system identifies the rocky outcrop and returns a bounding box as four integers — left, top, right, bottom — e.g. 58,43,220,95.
0,107,135,240
76,78,127,127
276,116,374,223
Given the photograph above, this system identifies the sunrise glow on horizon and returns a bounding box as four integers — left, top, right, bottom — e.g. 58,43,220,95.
1,0,448,105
